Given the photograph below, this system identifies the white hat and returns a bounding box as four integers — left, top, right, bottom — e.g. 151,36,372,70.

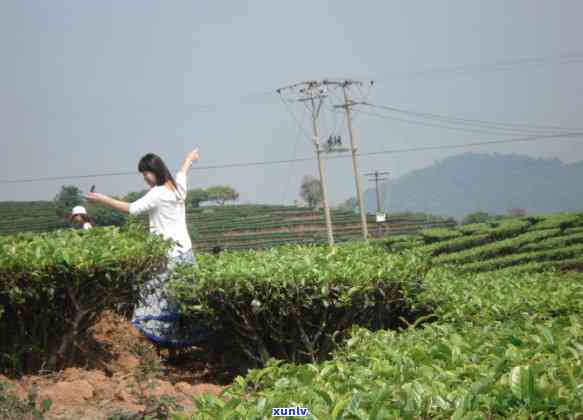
71,206,87,216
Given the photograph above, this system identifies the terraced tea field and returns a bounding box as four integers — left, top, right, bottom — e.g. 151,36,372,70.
186,205,453,251
381,212,583,273
2,216,583,418
0,202,454,250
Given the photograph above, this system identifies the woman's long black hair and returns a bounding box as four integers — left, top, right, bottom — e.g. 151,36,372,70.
138,153,183,199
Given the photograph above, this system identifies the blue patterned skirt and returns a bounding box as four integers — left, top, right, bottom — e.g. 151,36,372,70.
131,249,208,349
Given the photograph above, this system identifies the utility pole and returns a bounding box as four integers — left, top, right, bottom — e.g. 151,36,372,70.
327,80,372,242
366,170,389,238
365,171,389,213
277,81,335,246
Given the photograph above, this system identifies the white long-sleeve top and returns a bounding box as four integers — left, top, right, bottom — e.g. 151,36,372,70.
129,172,192,257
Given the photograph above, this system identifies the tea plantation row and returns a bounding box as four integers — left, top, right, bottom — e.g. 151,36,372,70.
380,212,583,273
2,220,583,418
0,224,172,373
0,226,428,376
0,201,453,251
179,266,583,419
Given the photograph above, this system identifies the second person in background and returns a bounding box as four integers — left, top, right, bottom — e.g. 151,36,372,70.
70,206,93,230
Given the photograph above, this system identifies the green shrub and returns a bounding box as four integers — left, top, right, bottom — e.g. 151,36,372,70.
498,256,583,274
519,231,583,252
421,269,583,323
0,225,171,374
373,235,423,252
456,244,583,273
186,317,583,419
461,210,492,225
532,213,583,231
182,271,583,419
565,226,583,235
458,222,492,235
169,243,432,367
419,228,462,244
420,233,491,256
487,219,530,237
435,228,561,265
0,381,52,419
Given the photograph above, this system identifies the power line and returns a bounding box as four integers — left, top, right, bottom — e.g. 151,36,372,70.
282,107,307,204
364,102,583,133
2,132,583,185
357,109,564,136
100,52,583,115
277,92,314,144
362,132,583,156
375,51,583,81
24,52,578,119
0,158,313,184
277,80,336,246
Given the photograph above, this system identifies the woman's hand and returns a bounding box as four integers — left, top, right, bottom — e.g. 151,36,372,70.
179,148,200,175
85,192,109,204
185,148,200,163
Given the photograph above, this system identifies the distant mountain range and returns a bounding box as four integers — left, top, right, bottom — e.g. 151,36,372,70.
363,152,583,219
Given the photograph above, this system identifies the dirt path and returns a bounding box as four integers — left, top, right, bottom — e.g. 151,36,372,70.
0,312,230,419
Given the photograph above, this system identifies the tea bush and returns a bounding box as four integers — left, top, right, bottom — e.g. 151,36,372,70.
419,228,462,244
169,243,432,367
407,213,583,273
0,225,171,374
181,271,583,419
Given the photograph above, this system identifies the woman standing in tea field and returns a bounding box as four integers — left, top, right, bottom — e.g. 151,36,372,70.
86,148,205,354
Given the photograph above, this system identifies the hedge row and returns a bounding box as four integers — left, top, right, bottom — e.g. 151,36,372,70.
434,228,562,265
519,231,583,252
222,238,346,251
457,244,583,273
497,256,583,274
212,234,365,251
420,233,492,256
193,221,454,249
419,227,462,243
168,243,432,367
530,213,583,231
419,220,553,258
192,225,368,243
180,270,583,419
0,225,171,374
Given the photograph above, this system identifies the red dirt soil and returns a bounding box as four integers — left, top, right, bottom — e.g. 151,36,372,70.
0,312,227,419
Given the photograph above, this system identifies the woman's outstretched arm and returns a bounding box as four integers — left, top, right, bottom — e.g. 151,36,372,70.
87,190,162,215
177,148,200,177
86,193,130,213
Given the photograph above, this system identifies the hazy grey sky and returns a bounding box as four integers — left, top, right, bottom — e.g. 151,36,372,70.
1,1,582,204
